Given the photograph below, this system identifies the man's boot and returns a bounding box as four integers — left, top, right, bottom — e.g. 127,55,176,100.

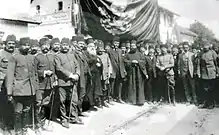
14,113,22,135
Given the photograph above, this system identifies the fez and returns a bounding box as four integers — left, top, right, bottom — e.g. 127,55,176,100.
77,35,85,42
86,38,94,45
51,38,60,45
131,40,137,44
113,36,120,42
19,37,30,46
96,40,104,48
120,43,126,48
6,34,16,43
72,36,77,42
39,37,49,46
61,38,70,44
30,39,39,47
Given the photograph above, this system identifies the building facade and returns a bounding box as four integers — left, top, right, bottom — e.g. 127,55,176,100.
29,0,79,39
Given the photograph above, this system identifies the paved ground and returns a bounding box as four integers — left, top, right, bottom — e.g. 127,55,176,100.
2,102,219,135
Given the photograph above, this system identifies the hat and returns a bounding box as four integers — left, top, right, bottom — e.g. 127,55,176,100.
19,37,30,46
86,38,94,45
120,42,126,48
39,37,50,46
160,44,168,49
30,39,39,47
72,36,77,42
77,35,85,42
61,38,70,44
148,45,155,49
131,40,137,45
43,35,53,40
96,40,104,48
112,36,120,42
155,44,160,48
50,38,60,45
5,34,16,43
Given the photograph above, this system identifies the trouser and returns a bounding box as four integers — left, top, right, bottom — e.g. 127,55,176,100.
145,76,155,102
35,89,53,128
110,77,123,100
0,85,14,130
77,74,88,114
13,96,33,134
182,73,197,103
59,86,79,122
158,75,175,103
200,79,216,106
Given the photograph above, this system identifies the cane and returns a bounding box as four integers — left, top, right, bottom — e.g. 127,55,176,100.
68,80,76,123
167,76,171,104
48,77,55,126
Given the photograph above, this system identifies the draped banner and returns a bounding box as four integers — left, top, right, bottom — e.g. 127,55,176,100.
79,0,160,42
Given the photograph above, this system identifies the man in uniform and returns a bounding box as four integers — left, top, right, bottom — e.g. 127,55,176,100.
54,38,82,128
178,42,197,105
29,39,39,55
6,37,39,135
50,38,60,54
34,37,56,131
0,35,16,131
197,42,219,108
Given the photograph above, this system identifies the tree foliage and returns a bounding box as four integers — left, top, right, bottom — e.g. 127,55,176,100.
189,22,215,41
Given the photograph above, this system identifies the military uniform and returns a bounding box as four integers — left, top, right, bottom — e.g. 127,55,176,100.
6,50,39,134
34,52,56,128
197,50,218,108
54,48,80,126
0,49,14,130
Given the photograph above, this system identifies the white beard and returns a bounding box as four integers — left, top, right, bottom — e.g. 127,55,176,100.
87,47,97,55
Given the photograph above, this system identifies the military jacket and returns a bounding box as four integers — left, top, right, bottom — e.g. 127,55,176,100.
6,53,39,96
35,52,56,90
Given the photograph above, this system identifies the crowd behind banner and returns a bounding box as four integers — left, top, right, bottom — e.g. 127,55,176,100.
0,34,218,135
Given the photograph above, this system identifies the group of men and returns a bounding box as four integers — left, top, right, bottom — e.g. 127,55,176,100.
0,33,218,135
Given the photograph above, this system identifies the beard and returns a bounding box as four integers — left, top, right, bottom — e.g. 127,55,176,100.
87,47,96,55
30,49,38,55
42,48,49,54
130,48,137,53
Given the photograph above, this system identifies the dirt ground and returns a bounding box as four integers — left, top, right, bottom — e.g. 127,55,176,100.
1,103,219,135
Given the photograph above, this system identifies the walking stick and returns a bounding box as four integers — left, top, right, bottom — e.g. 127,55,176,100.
167,76,171,104
48,77,55,126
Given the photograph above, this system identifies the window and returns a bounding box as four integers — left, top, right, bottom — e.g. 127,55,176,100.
36,5,40,13
58,1,63,11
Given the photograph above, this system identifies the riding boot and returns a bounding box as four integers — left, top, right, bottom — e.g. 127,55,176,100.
14,113,22,135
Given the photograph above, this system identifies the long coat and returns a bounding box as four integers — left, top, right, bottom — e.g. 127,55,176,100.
145,55,156,78
107,49,126,79
54,52,80,87
197,50,219,80
6,53,39,96
124,51,147,105
178,52,194,78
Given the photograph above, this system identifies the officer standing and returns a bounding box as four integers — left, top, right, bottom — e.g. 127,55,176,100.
197,42,219,108
34,37,56,131
54,38,82,128
0,35,16,131
6,37,39,135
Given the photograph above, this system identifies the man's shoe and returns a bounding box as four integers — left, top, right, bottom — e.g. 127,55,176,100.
90,106,98,111
61,121,70,129
117,99,125,104
70,118,84,125
79,112,88,117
